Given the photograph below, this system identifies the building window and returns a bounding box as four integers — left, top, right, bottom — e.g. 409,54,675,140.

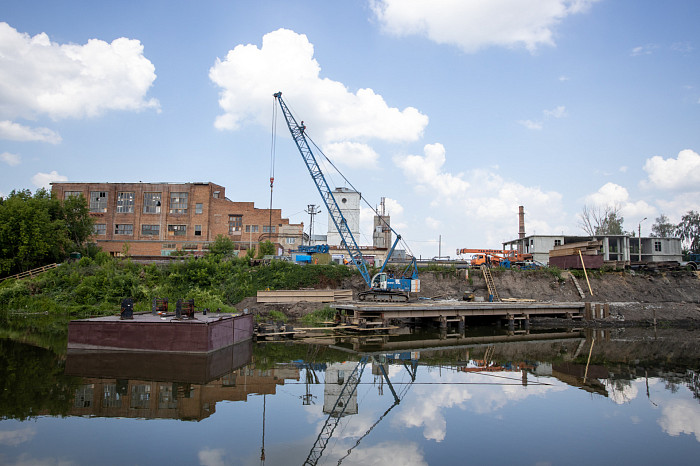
116,192,135,213
245,225,259,233
74,384,94,408
170,192,188,214
554,239,562,246
102,384,121,408
263,225,276,233
130,385,151,409
115,224,133,235
654,241,662,252
143,192,161,214
183,243,198,250
141,224,160,236
162,243,176,249
89,191,108,213
93,224,106,235
195,203,203,214
286,237,295,244
213,191,220,199
64,191,82,199
168,224,186,236
229,215,242,233
195,225,202,236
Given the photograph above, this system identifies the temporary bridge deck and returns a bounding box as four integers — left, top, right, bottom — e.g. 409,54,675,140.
333,301,585,330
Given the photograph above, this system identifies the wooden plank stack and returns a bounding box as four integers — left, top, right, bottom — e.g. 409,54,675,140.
549,240,602,258
257,289,353,303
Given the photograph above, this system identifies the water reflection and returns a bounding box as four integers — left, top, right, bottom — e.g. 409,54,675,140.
1,328,700,465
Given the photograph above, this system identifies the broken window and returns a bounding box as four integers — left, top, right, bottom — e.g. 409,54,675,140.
654,241,662,252
141,224,160,236
115,224,133,235
195,225,202,236
168,224,186,236
89,191,108,213
554,239,562,246
195,203,203,214
93,224,106,235
116,192,135,213
213,191,220,199
143,192,161,214
170,192,188,214
229,215,242,233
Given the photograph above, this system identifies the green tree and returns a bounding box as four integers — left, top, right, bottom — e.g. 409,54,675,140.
257,240,275,258
207,234,236,259
0,189,69,275
650,214,676,238
676,210,700,252
62,194,94,250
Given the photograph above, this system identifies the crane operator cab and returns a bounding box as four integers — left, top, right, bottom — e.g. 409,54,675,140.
371,272,388,290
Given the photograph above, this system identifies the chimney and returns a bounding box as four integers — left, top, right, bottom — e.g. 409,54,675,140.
518,206,525,239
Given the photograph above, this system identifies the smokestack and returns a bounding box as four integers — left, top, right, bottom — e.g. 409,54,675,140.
518,206,525,239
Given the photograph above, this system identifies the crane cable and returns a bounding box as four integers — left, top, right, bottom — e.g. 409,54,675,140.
305,134,417,259
269,99,278,239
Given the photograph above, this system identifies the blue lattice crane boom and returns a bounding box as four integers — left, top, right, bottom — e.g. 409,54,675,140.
274,92,372,287
274,92,419,302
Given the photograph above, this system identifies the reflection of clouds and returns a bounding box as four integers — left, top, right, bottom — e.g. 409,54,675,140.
198,448,228,466
395,373,472,441
658,399,700,442
0,426,36,446
325,441,427,466
3,454,75,466
396,371,568,441
604,379,641,404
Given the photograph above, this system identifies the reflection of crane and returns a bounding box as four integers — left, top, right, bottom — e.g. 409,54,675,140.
304,354,417,466
273,92,419,302
336,356,416,465
304,356,368,465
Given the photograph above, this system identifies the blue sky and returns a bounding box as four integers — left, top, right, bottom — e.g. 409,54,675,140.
1,0,699,258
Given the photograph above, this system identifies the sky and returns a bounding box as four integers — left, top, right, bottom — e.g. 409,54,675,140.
1,0,700,258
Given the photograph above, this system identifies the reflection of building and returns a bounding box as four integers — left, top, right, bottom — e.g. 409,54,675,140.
323,362,360,417
66,365,300,421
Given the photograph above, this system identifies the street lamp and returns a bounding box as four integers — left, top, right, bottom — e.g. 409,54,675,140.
638,217,647,262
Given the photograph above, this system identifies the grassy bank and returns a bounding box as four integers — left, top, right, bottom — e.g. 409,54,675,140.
0,255,354,335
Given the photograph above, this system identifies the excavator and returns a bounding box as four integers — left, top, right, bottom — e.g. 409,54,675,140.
273,92,420,301
456,248,533,268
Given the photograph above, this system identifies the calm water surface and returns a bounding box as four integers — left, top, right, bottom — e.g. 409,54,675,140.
1,328,699,465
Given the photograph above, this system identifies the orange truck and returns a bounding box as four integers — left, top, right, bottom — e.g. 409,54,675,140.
456,249,533,268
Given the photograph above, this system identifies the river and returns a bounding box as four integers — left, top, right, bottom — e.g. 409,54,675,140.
1,327,699,465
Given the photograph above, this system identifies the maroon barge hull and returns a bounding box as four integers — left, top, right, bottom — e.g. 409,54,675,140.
68,313,254,353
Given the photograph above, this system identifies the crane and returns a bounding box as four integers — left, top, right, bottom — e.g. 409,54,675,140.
273,92,419,301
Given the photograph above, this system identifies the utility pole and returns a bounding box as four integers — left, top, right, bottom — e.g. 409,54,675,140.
305,204,321,245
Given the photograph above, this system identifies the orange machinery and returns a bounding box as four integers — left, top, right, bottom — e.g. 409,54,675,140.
456,249,533,267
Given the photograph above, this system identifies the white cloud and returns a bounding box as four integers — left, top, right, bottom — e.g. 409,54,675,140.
584,182,656,223
0,426,36,446
0,151,21,166
518,119,543,130
324,141,379,168
325,441,428,466
631,44,657,56
370,0,600,53
0,22,159,121
209,28,428,148
393,143,469,202
519,105,567,130
0,120,61,144
658,398,700,442
425,216,441,229
31,170,68,189
198,448,227,466
642,149,700,191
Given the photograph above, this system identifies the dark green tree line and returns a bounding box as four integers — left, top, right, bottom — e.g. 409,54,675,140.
0,189,94,276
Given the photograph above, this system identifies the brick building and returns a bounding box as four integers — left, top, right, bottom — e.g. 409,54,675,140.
50,182,304,257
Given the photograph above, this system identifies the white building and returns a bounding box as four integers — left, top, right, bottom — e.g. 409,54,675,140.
326,188,361,247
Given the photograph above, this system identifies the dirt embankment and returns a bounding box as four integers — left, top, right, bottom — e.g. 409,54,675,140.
239,269,700,324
